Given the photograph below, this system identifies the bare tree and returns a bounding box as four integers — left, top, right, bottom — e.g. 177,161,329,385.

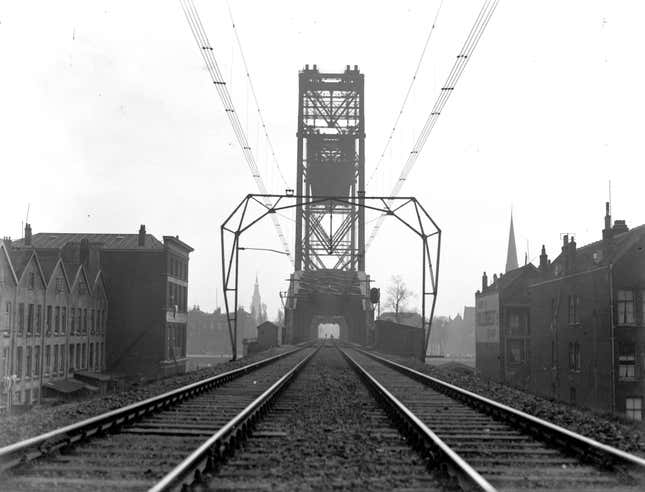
385,275,413,322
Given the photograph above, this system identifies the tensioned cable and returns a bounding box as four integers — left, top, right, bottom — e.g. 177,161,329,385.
179,0,293,263
226,1,290,189
366,0,445,190
366,0,500,249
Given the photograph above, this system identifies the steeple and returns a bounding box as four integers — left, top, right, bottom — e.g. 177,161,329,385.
250,274,262,324
505,213,518,273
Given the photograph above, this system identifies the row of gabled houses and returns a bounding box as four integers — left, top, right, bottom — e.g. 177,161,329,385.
1,227,107,408
476,203,645,421
1,223,194,411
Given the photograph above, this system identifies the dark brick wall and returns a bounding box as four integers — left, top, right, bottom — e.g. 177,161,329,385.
100,250,166,377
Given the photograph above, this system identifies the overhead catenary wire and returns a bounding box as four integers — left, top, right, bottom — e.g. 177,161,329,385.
179,0,293,263
366,0,500,250
226,1,290,189
367,0,445,190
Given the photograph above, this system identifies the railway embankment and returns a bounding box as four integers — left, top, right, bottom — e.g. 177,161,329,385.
384,351,645,456
0,345,297,447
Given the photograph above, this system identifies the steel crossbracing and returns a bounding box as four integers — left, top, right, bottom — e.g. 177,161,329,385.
295,66,365,272
179,0,293,263
221,194,441,359
366,0,500,250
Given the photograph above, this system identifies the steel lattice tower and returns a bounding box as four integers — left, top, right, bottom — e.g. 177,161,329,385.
294,65,365,272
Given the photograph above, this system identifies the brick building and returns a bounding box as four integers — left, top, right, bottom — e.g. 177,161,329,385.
0,230,107,410
13,225,193,380
476,204,645,421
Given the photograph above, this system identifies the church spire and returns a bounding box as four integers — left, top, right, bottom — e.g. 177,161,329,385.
505,213,518,272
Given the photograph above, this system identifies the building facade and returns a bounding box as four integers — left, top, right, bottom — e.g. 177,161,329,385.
0,231,107,410
476,204,645,421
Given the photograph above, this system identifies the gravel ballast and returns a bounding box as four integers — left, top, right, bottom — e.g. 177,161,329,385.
0,345,298,448
380,351,645,457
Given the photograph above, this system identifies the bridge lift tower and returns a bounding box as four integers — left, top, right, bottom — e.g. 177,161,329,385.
286,65,373,343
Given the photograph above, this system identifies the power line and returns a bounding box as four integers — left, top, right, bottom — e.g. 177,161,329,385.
179,0,293,263
367,0,445,189
225,2,290,189
366,0,500,250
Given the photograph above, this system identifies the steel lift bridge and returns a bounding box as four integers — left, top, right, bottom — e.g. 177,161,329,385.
221,65,441,359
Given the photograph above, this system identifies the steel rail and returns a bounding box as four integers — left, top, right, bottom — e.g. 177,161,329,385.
338,346,495,492
150,344,321,491
353,346,645,473
0,346,309,472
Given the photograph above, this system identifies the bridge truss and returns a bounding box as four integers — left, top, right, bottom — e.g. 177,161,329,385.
221,194,441,359
295,65,365,271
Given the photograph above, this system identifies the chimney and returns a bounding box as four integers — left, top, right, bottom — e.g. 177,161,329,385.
612,219,628,235
24,223,32,247
80,238,89,268
482,271,488,291
539,244,548,271
138,224,146,247
568,236,577,274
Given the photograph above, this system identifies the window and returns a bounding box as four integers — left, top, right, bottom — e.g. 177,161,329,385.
617,290,635,324
28,272,35,290
69,344,75,370
626,398,642,421
60,346,65,373
618,344,636,381
77,309,82,335
27,304,34,335
89,343,94,369
35,305,42,335
71,308,76,334
16,346,23,378
508,339,526,363
568,342,581,371
75,343,81,369
45,345,51,375
82,343,86,369
55,306,60,334
18,303,24,335
26,347,32,378
62,307,67,334
34,346,40,376
53,345,59,376
78,280,86,295
90,309,95,334
55,277,64,293
83,309,88,334
568,295,580,324
46,305,52,334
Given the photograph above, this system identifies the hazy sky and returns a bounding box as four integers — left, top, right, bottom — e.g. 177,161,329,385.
1,1,644,320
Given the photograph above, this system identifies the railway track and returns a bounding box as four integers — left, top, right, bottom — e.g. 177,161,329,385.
341,345,645,491
0,345,317,491
2,341,643,491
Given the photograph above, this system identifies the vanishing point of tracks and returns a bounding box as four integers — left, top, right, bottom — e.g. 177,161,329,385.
1,342,644,491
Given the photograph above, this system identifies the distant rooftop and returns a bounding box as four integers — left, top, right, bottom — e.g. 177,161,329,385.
13,233,164,250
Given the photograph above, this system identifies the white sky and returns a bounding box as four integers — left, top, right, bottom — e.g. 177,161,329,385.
1,1,644,320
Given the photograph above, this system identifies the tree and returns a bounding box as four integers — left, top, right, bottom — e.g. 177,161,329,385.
385,275,413,322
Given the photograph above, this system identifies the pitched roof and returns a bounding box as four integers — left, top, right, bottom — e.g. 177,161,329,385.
13,233,164,250
35,249,63,284
8,249,34,280
551,224,645,273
